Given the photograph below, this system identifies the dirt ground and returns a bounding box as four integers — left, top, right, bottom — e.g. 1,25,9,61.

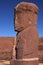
39,63,43,65
0,60,43,65
0,60,10,65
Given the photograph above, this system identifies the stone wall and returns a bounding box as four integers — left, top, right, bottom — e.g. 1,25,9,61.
0,37,15,60
38,37,43,63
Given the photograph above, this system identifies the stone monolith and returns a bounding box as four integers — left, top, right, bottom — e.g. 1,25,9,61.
11,2,39,65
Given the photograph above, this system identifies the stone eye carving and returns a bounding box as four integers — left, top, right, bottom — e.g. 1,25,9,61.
14,8,22,14
28,9,32,12
34,11,38,14
16,10,22,14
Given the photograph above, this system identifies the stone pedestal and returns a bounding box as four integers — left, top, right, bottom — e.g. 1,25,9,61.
10,59,39,65
11,2,39,65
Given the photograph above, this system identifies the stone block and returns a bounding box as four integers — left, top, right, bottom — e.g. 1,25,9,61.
14,2,39,32
39,37,43,63
10,59,39,65
13,2,39,65
16,26,39,59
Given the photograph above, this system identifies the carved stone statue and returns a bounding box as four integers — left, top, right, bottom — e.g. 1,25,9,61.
11,2,39,65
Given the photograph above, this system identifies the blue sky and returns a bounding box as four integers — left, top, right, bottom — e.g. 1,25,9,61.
0,0,43,37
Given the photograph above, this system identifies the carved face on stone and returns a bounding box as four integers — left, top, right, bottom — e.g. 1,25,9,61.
14,2,38,32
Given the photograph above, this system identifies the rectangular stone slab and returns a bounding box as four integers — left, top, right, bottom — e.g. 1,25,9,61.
10,59,39,65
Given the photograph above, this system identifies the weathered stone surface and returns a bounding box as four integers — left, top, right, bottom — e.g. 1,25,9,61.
10,59,39,65
16,27,39,59
14,1,39,58
0,37,43,63
0,37,16,60
12,2,39,65
12,38,16,59
14,2,38,32
38,37,43,63
39,51,43,63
